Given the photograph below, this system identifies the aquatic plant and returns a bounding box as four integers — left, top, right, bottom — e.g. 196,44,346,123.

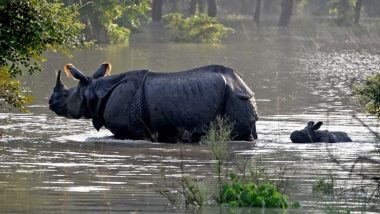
157,117,300,209
312,177,335,196
202,116,231,202
220,172,290,208
163,13,234,43
353,72,380,118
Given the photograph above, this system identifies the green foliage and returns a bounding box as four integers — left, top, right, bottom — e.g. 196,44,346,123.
203,116,231,161
163,13,234,43
353,73,380,118
0,0,88,111
329,0,356,26
0,67,33,112
106,23,131,44
312,177,335,196
0,0,87,77
220,173,290,208
75,0,150,44
202,117,231,202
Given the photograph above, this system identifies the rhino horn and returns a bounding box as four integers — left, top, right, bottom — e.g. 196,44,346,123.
55,70,63,87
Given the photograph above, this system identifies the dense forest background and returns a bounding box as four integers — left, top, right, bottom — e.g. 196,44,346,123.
63,0,380,43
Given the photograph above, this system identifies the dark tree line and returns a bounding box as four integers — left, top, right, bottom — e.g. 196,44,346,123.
152,0,217,22
152,0,374,27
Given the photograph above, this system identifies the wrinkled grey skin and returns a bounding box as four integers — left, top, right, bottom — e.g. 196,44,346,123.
49,64,258,142
290,121,352,143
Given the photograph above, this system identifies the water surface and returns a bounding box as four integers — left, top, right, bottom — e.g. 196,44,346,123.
1,37,380,213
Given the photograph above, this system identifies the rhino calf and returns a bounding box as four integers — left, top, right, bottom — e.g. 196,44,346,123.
290,121,352,143
49,63,258,142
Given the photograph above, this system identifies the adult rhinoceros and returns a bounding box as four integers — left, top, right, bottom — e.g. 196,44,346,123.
49,63,258,142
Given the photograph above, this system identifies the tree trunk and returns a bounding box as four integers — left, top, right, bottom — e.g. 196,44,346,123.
207,0,217,17
169,0,178,13
189,0,197,15
253,0,262,26
278,0,293,27
152,0,163,22
354,0,363,24
198,0,204,13
263,0,275,14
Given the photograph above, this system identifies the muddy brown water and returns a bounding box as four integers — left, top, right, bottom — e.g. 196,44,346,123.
1,38,380,213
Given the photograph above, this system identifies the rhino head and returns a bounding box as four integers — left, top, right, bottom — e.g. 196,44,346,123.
49,63,111,119
290,121,322,143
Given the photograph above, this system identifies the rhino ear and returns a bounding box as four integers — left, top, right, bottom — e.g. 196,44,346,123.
93,62,112,79
64,64,89,82
313,122,323,130
307,121,315,127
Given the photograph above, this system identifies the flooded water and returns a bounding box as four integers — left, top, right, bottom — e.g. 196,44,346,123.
1,34,380,213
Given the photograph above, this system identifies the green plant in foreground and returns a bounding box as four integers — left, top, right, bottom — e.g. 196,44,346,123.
163,13,234,43
220,173,291,208
158,117,300,209
202,116,231,203
353,72,380,118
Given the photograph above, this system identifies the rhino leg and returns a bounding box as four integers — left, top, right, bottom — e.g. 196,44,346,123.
110,128,145,140
157,127,179,143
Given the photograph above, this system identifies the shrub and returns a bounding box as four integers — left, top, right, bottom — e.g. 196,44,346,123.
353,73,380,118
163,13,234,43
220,173,290,208
106,23,131,44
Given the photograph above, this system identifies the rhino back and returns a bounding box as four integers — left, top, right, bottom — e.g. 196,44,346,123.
318,130,352,143
144,69,227,131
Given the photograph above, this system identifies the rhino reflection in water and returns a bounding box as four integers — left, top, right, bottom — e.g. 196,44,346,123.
290,121,352,143
49,63,258,142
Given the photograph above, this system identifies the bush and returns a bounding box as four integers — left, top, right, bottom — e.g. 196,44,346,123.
163,13,234,43
353,73,380,118
220,173,290,208
106,23,131,44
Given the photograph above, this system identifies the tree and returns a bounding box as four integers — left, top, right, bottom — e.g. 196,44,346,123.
263,0,276,15
354,0,363,24
329,0,355,26
152,0,164,22
189,0,206,15
278,0,294,27
253,0,262,26
207,0,217,17
189,0,197,15
0,0,88,111
67,0,150,43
